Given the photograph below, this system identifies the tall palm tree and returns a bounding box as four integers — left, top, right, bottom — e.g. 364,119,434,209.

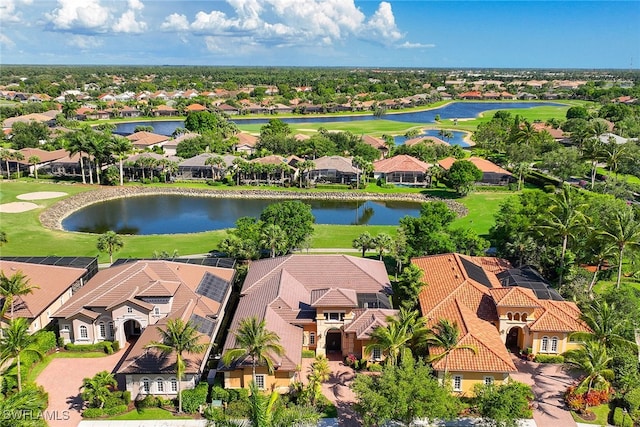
205,155,226,181
0,148,12,179
514,120,538,147
80,371,117,409
27,156,40,179
144,319,207,413
372,233,392,261
599,208,640,288
297,160,315,188
352,231,374,258
259,224,287,258
426,319,477,377
0,318,44,392
537,185,589,288
0,270,39,319
96,231,124,264
9,151,24,178
604,138,626,177
394,307,429,352
571,300,637,351
365,320,412,366
110,135,132,186
564,341,614,409
222,316,284,385
66,128,92,184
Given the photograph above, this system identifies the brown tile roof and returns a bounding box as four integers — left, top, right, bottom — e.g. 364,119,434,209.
438,157,511,175
529,300,590,333
404,136,448,147
311,156,359,174
374,155,431,174
361,135,387,150
235,133,258,147
344,308,398,339
310,288,358,307
0,261,85,320
489,287,541,308
185,104,207,112
16,148,69,164
126,131,169,147
251,155,290,166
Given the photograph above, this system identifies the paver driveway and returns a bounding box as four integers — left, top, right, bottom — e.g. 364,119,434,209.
509,355,578,427
36,350,123,427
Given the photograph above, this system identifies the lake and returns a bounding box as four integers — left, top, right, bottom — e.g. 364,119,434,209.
62,195,422,235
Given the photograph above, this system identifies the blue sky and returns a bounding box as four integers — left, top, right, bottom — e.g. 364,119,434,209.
1,0,638,68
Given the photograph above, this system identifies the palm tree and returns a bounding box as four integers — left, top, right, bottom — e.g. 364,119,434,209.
66,128,92,184
96,231,124,264
564,341,614,409
426,319,477,377
599,208,640,288
297,160,315,188
372,233,392,261
514,120,538,147
144,319,207,413
259,224,287,258
1,148,12,179
27,156,40,179
604,138,626,177
9,151,24,178
307,355,330,406
205,155,226,181
80,371,117,409
395,264,424,310
0,386,48,420
571,300,638,351
537,185,589,288
394,307,429,352
111,135,132,186
0,270,39,319
365,320,412,366
0,318,44,392
222,316,284,385
352,231,374,257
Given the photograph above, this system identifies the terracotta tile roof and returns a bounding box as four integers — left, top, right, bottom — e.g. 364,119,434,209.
489,287,541,308
16,148,69,164
473,257,512,275
344,308,398,339
374,155,431,174
0,261,86,320
532,123,566,139
529,300,590,332
126,131,169,147
361,135,387,149
185,104,207,112
311,156,359,174
404,136,448,147
438,157,511,175
235,133,258,147
251,155,290,166
310,288,358,307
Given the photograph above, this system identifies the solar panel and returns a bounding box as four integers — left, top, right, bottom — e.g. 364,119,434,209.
190,314,217,336
460,257,493,288
496,267,564,301
196,272,231,303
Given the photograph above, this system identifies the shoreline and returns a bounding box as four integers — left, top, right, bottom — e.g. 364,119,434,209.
39,186,468,232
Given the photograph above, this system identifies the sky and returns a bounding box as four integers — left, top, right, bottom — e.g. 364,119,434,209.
0,0,638,69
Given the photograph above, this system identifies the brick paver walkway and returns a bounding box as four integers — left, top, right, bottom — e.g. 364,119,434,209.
36,349,124,427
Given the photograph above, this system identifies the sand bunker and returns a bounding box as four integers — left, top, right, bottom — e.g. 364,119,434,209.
0,202,39,213
17,191,68,201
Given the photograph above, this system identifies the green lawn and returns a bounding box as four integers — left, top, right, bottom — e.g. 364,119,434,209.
439,104,573,132
0,180,514,260
108,407,192,420
596,167,640,184
570,404,611,426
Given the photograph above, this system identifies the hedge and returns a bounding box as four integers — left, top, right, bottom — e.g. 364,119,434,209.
302,349,316,358
65,341,115,353
534,354,565,364
612,407,634,427
181,382,209,413
624,388,640,421
82,408,105,419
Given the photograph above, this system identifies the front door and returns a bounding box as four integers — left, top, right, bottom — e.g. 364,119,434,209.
326,331,341,353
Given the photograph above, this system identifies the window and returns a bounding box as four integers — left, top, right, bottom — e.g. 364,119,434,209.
514,313,520,321
141,378,150,393
484,376,494,386
453,375,462,392
541,336,549,352
109,322,115,338
521,313,527,321
156,378,164,393
507,313,512,320
127,307,133,314
255,375,266,390
99,322,106,339
309,332,316,345
62,324,70,331
170,378,178,393
551,337,558,353
154,307,160,316
325,312,344,321
372,347,381,360
80,325,88,339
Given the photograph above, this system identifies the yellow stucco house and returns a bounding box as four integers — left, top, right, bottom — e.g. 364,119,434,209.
218,254,395,391
413,253,590,395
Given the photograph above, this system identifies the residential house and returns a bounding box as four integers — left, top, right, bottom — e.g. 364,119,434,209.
373,154,432,186
219,255,393,391
2,112,57,130
457,91,483,100
11,148,69,176
234,133,259,155
185,104,207,113
153,105,179,117
53,259,235,398
361,135,389,159
126,131,170,151
0,257,97,332
413,253,589,395
177,154,237,179
438,156,513,185
307,156,360,184
404,136,449,147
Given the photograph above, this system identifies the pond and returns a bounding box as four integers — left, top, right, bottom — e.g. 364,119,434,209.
114,101,563,140
61,195,422,235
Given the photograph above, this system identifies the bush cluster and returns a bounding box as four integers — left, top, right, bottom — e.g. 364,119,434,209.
533,354,565,363
181,382,209,413
302,349,316,358
65,341,117,354
612,407,634,427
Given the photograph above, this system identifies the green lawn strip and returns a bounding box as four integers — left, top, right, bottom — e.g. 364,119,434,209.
596,167,640,185
570,404,610,425
438,105,572,132
29,351,109,382
593,279,640,295
107,407,192,420
311,224,397,248
236,118,427,136
452,191,515,236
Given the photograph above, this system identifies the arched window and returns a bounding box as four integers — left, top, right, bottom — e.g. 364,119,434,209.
551,337,559,353
156,378,164,393
109,322,115,338
170,378,178,393
79,325,88,339
521,313,527,321
141,378,150,394
507,313,513,320
514,313,521,321
541,336,549,352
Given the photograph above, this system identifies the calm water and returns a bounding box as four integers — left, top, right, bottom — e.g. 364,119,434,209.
115,101,563,141
62,195,421,235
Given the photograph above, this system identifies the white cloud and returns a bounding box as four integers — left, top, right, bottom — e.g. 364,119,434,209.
0,0,32,23
128,0,144,11
113,9,147,33
162,0,408,54
398,41,435,49
0,33,16,48
67,34,103,49
46,0,110,31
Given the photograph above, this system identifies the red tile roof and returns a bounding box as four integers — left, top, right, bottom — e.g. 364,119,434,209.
438,157,511,175
374,154,431,173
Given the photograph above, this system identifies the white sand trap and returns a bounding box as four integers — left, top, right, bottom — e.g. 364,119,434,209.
0,202,39,213
17,191,68,201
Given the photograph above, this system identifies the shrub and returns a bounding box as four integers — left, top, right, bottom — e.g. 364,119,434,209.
367,363,383,372
104,341,114,354
302,349,316,358
227,387,249,402
344,353,357,366
613,407,634,427
57,336,65,348
103,405,128,416
65,342,113,353
36,331,57,353
534,354,564,364
225,399,251,418
111,340,120,352
180,382,209,413
82,408,105,419
210,386,229,402
136,395,160,409
624,388,640,419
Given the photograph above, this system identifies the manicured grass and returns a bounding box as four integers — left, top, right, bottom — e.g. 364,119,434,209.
439,104,573,132
570,404,610,425
29,350,109,382
108,407,192,420
0,180,514,260
236,118,426,136
596,167,640,184
592,278,640,295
